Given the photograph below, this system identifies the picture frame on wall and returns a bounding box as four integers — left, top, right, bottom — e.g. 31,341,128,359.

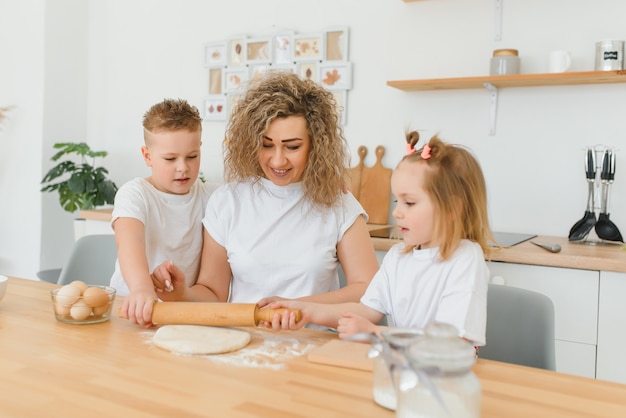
319,61,352,90
246,37,272,64
273,32,294,64
269,63,296,74
324,26,349,61
297,61,319,82
224,68,249,93
203,95,227,121
208,67,224,95
228,37,246,67
249,64,269,81
205,42,228,67
293,33,324,61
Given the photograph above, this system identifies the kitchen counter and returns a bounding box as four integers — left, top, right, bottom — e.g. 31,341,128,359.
80,210,625,273
2,276,626,417
372,234,626,274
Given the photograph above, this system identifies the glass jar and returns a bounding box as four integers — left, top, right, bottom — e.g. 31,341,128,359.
396,322,481,418
371,328,423,411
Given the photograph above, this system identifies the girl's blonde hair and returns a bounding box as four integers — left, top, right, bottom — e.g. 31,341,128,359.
402,131,493,260
224,71,348,207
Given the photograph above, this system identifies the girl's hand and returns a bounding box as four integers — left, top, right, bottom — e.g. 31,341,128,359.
261,300,310,331
337,312,377,339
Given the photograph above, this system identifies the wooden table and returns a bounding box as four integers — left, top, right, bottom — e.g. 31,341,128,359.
1,277,626,417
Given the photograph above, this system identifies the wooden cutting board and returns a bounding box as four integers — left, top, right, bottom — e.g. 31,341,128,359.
359,145,392,225
307,340,374,371
349,146,367,200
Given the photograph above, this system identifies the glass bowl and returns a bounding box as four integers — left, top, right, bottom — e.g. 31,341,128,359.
51,283,116,324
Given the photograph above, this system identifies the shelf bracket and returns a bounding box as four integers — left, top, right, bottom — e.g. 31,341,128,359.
483,82,498,135
494,0,502,41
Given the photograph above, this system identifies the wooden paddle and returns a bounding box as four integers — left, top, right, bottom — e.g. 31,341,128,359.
358,145,392,225
349,146,367,199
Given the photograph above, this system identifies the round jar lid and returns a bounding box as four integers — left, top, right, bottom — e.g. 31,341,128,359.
406,322,476,372
493,48,519,57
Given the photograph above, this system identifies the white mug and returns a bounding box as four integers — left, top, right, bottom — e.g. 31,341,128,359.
549,50,571,73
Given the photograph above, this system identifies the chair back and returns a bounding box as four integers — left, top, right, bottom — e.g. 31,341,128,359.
480,283,556,371
57,234,117,287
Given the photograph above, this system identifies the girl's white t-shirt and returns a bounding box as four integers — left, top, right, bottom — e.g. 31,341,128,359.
109,178,219,296
361,239,489,345
203,178,366,303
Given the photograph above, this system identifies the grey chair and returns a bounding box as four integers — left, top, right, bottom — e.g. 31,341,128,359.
57,234,118,286
479,283,556,371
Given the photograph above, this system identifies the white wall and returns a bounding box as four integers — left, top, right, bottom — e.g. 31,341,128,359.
1,0,625,278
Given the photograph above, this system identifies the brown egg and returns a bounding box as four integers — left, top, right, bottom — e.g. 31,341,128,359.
70,299,92,320
92,304,110,316
82,287,110,308
56,284,81,306
69,280,88,295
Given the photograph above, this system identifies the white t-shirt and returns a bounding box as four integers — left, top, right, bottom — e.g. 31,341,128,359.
203,178,367,303
361,239,489,346
109,178,220,296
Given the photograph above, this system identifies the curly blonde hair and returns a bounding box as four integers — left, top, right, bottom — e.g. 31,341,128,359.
402,131,493,260
224,71,348,207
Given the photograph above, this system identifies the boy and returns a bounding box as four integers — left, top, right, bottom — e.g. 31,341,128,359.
111,99,219,327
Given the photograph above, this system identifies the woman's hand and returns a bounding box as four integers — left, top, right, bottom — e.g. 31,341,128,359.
261,300,310,331
337,312,378,339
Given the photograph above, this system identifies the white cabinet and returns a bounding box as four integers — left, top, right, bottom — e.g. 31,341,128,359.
597,271,626,384
487,261,599,378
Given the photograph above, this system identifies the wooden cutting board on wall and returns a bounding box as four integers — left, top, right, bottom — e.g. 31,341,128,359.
358,145,392,225
349,146,367,200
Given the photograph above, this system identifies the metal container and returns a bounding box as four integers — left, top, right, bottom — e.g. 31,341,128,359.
490,49,520,75
595,40,624,71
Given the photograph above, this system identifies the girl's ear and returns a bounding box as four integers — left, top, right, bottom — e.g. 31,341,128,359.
141,146,152,167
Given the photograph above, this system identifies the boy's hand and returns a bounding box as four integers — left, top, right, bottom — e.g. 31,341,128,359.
119,287,157,328
151,261,186,301
337,312,377,340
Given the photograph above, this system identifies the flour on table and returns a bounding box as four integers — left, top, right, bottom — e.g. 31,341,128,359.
144,328,329,369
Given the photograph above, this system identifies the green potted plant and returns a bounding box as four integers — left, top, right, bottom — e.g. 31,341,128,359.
41,142,118,213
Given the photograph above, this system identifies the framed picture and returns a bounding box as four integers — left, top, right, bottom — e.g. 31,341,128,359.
297,61,319,82
324,27,349,61
205,42,227,67
273,32,294,64
208,68,224,95
332,90,347,125
246,37,272,64
319,61,352,90
294,33,324,61
269,63,296,74
203,95,227,121
249,64,269,81
228,37,246,67
224,68,249,93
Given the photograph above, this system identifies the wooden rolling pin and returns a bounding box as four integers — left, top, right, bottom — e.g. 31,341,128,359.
149,302,302,326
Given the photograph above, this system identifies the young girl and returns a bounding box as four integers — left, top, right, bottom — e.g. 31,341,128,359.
272,132,493,346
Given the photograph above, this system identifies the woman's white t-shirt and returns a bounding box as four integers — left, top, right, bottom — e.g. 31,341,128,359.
361,239,489,345
203,178,366,302
109,178,219,296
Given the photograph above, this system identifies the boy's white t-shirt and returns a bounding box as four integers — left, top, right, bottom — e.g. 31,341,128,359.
361,239,489,346
202,178,366,303
109,178,220,296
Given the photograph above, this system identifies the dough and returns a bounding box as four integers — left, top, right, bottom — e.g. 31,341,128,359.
153,325,251,355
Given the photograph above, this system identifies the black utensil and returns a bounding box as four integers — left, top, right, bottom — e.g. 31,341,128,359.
594,149,623,242
569,147,597,241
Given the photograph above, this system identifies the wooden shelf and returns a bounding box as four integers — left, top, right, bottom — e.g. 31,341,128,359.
387,70,626,91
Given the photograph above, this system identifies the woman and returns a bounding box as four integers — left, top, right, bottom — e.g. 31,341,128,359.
148,71,379,326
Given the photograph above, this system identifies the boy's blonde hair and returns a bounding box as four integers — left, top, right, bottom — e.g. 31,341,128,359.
142,99,202,138
224,71,348,208
402,131,493,260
